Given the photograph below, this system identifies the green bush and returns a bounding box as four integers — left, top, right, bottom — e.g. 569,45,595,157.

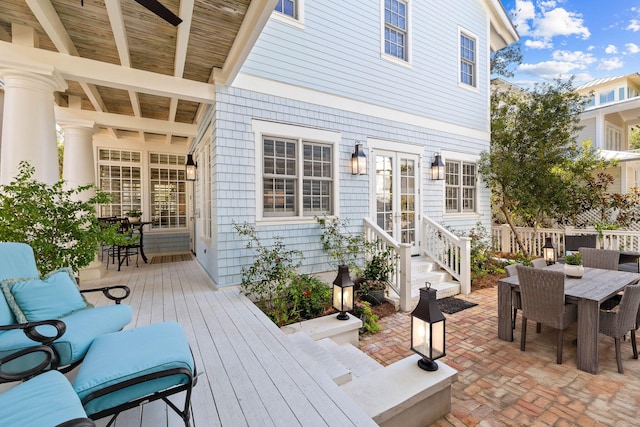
352,300,381,334
287,274,332,321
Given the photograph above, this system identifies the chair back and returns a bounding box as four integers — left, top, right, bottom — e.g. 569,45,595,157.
0,243,40,327
565,234,596,253
505,264,518,277
516,265,567,329
530,258,547,269
610,283,640,336
579,247,619,270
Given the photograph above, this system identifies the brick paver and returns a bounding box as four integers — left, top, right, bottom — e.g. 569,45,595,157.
358,286,640,426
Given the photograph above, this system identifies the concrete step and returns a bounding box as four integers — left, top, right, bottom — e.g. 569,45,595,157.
410,257,440,274
287,332,352,385
316,337,384,379
412,281,460,300
410,269,452,287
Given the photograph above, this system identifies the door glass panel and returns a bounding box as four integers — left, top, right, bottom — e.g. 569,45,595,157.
400,158,415,245
376,156,394,236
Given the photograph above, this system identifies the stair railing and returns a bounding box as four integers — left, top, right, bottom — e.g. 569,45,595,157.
363,218,413,311
421,217,471,294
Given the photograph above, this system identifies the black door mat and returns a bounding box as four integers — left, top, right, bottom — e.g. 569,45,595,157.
437,297,478,314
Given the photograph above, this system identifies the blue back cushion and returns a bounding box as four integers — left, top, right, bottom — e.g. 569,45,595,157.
0,243,40,326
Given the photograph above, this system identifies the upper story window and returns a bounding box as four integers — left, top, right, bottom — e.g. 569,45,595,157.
619,87,626,101
384,0,408,61
460,32,477,87
275,0,296,18
445,161,477,213
599,90,615,104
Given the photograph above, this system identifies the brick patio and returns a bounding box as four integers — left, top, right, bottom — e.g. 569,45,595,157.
358,286,640,426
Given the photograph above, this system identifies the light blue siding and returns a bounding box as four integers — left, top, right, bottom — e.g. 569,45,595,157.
242,0,491,131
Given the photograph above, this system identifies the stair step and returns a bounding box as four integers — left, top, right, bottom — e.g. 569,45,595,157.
410,257,440,274
287,332,352,385
411,281,460,300
410,270,451,287
316,337,383,379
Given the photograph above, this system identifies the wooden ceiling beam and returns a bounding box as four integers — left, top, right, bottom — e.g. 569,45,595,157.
0,41,216,103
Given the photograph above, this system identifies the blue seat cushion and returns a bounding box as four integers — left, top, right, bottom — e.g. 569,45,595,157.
74,321,194,416
0,304,132,371
0,370,88,427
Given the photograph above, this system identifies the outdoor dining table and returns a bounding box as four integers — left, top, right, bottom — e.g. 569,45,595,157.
498,263,640,374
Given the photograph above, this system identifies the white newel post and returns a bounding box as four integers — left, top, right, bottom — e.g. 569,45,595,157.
0,68,67,185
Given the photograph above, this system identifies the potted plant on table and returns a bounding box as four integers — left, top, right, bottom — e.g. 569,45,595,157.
125,209,142,223
564,252,584,278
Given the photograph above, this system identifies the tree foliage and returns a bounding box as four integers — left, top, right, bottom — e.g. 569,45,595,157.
0,162,115,273
480,78,611,256
490,43,522,79
630,126,640,150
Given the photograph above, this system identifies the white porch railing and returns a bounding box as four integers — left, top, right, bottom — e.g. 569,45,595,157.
421,217,471,295
363,218,412,311
492,224,640,257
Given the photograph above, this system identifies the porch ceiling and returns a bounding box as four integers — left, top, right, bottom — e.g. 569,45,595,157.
0,0,276,145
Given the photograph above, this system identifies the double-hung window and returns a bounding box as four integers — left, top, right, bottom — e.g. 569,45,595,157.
460,32,476,87
445,161,477,213
384,0,408,61
262,136,333,218
275,0,296,18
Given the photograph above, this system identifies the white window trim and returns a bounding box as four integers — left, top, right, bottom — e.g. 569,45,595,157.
148,152,189,231
197,129,212,242
252,120,340,225
441,150,481,218
380,0,412,66
271,0,305,29
458,27,479,93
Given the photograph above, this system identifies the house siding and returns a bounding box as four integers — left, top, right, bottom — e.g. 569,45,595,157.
197,85,492,287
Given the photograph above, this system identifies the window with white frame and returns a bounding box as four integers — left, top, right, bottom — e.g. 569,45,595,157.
149,153,187,229
460,32,476,87
599,90,614,104
262,136,333,217
605,125,622,151
98,149,142,218
384,0,408,61
275,0,296,18
445,160,476,213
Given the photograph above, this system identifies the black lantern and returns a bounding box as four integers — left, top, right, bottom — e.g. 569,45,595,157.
430,154,445,180
410,283,446,371
185,154,197,181
543,237,556,265
351,143,367,175
332,265,355,320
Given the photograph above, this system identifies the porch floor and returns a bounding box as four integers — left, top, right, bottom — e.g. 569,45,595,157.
80,257,376,427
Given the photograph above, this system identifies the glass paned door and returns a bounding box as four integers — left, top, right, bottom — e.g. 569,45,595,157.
374,151,420,254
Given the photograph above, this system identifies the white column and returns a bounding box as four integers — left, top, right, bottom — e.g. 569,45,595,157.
60,120,97,199
0,67,67,185
594,111,605,149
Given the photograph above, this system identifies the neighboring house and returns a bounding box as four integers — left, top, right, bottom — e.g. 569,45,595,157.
576,73,640,194
189,0,518,286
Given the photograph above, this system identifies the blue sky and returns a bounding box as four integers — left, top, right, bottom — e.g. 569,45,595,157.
499,0,640,88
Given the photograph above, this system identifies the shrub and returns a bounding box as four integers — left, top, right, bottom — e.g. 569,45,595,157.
352,300,381,334
287,274,332,321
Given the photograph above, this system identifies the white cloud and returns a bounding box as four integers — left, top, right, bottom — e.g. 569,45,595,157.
525,39,552,49
518,60,582,80
551,50,596,66
533,8,591,40
605,44,618,54
587,45,595,51
626,43,640,54
628,19,640,32
511,0,536,36
597,57,624,71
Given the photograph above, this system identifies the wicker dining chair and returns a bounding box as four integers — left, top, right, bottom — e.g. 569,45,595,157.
505,264,520,330
579,247,620,270
530,258,548,269
516,265,578,364
599,283,640,374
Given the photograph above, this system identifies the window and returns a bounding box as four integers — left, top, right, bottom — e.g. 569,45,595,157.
149,153,187,229
619,87,626,101
384,0,408,60
98,149,142,217
445,161,476,213
599,90,614,104
605,125,622,151
275,0,296,18
262,136,333,218
460,33,476,87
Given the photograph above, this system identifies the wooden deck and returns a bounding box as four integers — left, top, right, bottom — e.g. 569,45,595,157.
81,258,376,427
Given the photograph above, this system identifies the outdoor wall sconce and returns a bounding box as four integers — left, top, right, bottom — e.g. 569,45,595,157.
351,143,367,175
185,154,197,181
431,154,445,180
332,265,355,320
543,237,556,265
411,283,446,371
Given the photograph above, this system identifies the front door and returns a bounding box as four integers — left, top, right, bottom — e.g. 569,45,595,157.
373,150,420,254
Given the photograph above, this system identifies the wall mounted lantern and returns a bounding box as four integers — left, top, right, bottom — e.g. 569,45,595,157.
351,143,367,175
332,265,355,320
543,237,556,265
185,154,197,181
411,283,446,371
431,154,445,180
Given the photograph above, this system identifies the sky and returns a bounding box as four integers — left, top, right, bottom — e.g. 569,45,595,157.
499,0,640,88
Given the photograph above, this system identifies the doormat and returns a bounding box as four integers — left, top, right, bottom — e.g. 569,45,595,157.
150,253,193,264
436,297,478,314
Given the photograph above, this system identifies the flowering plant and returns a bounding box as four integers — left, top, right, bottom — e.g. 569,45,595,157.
565,252,583,265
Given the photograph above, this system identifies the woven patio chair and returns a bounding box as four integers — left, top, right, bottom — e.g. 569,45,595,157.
530,258,548,269
599,283,640,374
505,264,520,330
516,265,577,364
579,247,620,270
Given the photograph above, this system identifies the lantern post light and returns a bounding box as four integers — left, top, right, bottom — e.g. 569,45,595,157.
332,265,355,320
410,283,446,371
543,237,556,265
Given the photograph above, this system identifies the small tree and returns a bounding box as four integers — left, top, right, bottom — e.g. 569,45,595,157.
0,162,113,273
